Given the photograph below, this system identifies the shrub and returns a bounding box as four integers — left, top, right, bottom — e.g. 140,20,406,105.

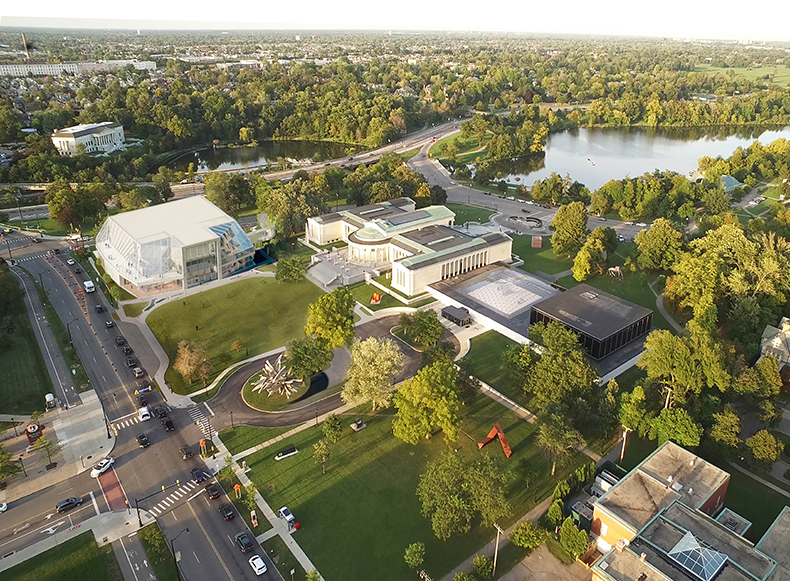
547,499,564,528
471,555,493,580
559,517,588,559
552,480,570,501
511,521,544,551
403,542,425,569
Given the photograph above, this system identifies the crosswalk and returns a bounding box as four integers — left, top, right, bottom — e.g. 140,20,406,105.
13,252,51,263
148,480,202,516
111,414,142,432
188,405,213,436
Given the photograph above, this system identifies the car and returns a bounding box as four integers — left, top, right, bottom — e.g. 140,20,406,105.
90,457,115,478
339,164,345,167
249,555,268,575
324,162,331,166
136,379,151,390
180,179,189,184
53,248,60,254
347,156,353,161
234,532,254,553
191,468,209,483
597,216,607,221
618,234,626,242
521,208,530,213
278,506,295,524
0,502,7,512
625,221,634,226
55,497,83,513
153,405,168,418
115,336,125,345
74,267,82,273
122,346,133,355
133,367,144,378
137,394,149,407
136,433,150,448
125,357,136,368
138,407,151,421
162,418,175,432
66,259,76,265
32,238,40,243
95,304,104,313
636,222,648,227
206,484,222,500
219,503,235,520
180,446,194,460
105,321,114,329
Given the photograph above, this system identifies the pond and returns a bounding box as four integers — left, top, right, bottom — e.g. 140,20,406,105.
489,126,790,190
168,140,360,172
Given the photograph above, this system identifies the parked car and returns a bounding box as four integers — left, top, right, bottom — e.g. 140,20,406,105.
191,468,209,483
105,321,114,329
115,336,125,345
125,358,136,368
206,484,222,500
219,504,235,520
136,433,150,448
133,367,145,378
90,457,115,478
234,532,254,553
153,406,168,418
180,446,194,460
162,418,175,432
55,497,83,513
248,555,267,575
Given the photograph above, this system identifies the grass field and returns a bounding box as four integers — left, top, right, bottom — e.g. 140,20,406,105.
694,64,790,88
0,531,123,581
0,280,52,414
445,202,495,225
122,302,147,318
137,524,177,581
399,148,420,162
147,278,325,394
510,235,573,275
262,536,308,581
460,331,531,407
245,394,586,581
219,425,295,456
347,282,404,310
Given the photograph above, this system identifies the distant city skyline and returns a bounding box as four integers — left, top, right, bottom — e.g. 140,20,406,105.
0,0,788,43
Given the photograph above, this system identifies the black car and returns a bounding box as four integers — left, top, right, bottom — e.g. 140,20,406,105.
125,358,136,368
136,380,151,390
95,304,104,313
75,267,82,273
137,394,149,407
115,336,125,345
234,531,254,553
55,497,83,513
153,406,168,418
206,484,222,500
136,434,150,448
122,345,133,355
180,446,194,460
105,321,114,329
162,418,175,432
219,504,235,520
191,468,209,483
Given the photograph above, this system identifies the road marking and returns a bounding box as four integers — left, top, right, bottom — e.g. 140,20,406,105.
150,507,160,516
161,498,171,507
193,551,200,563
172,512,178,521
186,489,204,502
90,491,100,516
204,402,215,416
186,501,234,581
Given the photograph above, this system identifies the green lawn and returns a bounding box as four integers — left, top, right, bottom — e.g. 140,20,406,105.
219,425,296,456
122,302,147,318
0,531,123,581
0,278,52,414
262,536,308,581
510,235,573,275
399,148,420,162
460,331,531,408
693,64,790,88
147,278,325,395
137,524,177,581
347,282,403,310
244,394,586,581
446,202,495,225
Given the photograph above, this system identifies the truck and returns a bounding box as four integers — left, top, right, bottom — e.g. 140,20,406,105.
83,280,95,293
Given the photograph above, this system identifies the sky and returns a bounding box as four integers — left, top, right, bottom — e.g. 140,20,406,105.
1,0,789,42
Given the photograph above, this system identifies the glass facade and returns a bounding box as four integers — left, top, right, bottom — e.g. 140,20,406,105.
183,241,218,288
209,221,255,278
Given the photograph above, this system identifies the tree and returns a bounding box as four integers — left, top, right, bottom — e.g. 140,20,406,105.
511,521,544,551
710,405,742,450
322,414,343,444
417,452,510,540
342,337,404,411
430,185,448,205
649,408,703,447
285,337,332,379
619,385,652,437
746,430,784,466
173,340,212,384
472,555,493,580
401,310,445,348
265,179,328,236
634,218,684,271
0,444,22,482
552,480,571,501
33,436,60,465
537,417,584,476
560,517,588,559
572,234,606,282
454,574,475,581
550,201,588,257
275,255,306,282
503,343,533,384
46,181,82,228
304,288,356,348
393,358,460,444
403,542,425,570
240,484,259,513
119,187,151,211
313,439,330,474
547,499,565,528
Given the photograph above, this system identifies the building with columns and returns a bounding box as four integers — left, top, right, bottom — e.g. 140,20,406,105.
306,198,512,296
51,122,125,156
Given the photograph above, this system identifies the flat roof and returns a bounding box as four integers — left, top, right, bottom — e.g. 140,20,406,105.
398,224,472,252
400,232,510,270
106,196,242,247
52,122,121,138
757,507,790,581
531,284,653,341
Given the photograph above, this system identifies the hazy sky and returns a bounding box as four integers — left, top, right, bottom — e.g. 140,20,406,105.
1,0,789,42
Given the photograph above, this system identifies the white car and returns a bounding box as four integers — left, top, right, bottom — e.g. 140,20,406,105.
0,502,7,512
138,406,151,421
249,555,268,576
90,457,115,478
625,221,634,226
66,259,76,265
636,222,648,227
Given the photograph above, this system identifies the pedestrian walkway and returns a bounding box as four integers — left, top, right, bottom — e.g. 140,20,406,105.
12,251,53,263
148,479,202,516
187,404,214,435
0,390,116,504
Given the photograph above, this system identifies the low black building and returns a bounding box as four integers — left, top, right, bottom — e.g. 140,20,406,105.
530,284,653,360
441,305,472,326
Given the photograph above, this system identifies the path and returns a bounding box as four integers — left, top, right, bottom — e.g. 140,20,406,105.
647,280,685,334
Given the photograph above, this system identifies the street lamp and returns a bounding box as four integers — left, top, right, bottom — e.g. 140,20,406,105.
66,318,78,344
230,411,234,430
170,528,190,581
18,456,26,477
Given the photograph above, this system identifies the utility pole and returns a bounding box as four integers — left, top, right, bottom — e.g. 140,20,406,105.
492,523,505,577
170,528,190,581
620,427,631,463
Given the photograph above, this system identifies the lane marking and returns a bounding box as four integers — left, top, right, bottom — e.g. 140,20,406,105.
186,489,204,502
193,551,200,563
119,535,140,581
186,501,234,581
90,491,100,516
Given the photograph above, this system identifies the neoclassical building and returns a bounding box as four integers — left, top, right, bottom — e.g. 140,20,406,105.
306,198,512,296
51,122,125,156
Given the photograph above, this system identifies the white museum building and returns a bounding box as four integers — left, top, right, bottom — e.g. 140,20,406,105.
51,122,126,156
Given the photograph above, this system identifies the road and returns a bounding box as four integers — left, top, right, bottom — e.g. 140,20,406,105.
4,236,281,580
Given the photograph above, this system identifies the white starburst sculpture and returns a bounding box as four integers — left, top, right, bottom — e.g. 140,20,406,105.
250,354,303,398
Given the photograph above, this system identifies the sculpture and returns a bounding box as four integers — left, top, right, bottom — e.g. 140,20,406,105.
250,354,303,398
608,265,623,280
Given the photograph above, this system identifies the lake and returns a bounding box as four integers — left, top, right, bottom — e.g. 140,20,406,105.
169,140,359,172
494,126,790,190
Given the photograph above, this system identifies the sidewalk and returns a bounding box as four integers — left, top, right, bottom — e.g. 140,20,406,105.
0,390,116,504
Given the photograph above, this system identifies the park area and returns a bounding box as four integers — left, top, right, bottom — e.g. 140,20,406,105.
0,532,123,581
243,392,587,581
147,277,324,394
445,202,495,225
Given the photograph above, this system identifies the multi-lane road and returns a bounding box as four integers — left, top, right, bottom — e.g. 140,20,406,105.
3,233,282,581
